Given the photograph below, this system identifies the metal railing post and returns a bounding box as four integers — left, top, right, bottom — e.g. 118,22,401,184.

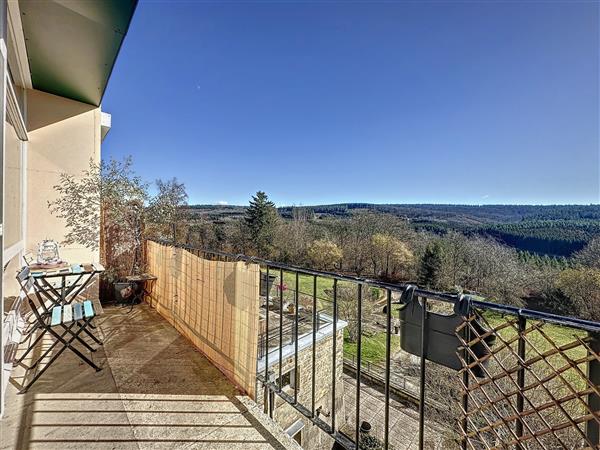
418,296,428,450
311,275,317,418
586,332,600,446
460,308,471,450
294,271,299,404
331,278,338,433
355,283,363,449
384,288,392,450
264,265,271,418
516,314,527,449
278,268,284,392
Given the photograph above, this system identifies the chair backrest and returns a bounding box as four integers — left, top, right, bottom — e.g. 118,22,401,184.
17,266,31,283
27,297,45,323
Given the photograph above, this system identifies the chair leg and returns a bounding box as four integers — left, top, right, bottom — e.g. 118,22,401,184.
27,323,78,369
19,324,100,394
76,320,103,345
57,322,98,352
18,310,102,393
19,344,69,393
16,328,47,364
48,320,101,371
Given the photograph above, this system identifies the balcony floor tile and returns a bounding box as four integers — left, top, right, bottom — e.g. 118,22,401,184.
1,304,298,450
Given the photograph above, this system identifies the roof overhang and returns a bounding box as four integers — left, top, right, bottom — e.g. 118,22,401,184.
18,0,137,106
101,111,111,141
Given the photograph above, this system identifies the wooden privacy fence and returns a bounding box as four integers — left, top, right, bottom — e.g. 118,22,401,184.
145,240,260,397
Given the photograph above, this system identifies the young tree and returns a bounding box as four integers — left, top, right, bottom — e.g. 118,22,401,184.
336,285,374,343
341,212,393,275
555,268,600,321
228,219,251,254
146,178,188,243
48,157,148,281
459,236,526,306
574,237,600,269
418,241,444,289
371,233,413,279
244,191,279,257
274,208,311,264
440,231,469,288
307,239,343,270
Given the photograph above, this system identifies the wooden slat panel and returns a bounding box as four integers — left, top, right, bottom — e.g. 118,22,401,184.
145,241,260,398
62,304,73,323
50,306,62,326
83,300,94,318
73,303,84,321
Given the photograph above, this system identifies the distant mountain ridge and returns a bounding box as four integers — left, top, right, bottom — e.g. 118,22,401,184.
188,203,600,224
186,203,600,256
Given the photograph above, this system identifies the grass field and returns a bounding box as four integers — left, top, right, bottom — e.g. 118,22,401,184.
344,330,401,364
267,270,384,311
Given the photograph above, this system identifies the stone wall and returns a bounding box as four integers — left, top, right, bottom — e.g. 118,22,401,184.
256,329,346,450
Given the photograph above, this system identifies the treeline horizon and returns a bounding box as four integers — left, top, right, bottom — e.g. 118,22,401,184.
186,203,600,258
176,192,600,322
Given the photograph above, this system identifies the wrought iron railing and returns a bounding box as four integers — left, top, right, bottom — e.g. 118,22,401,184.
163,242,600,450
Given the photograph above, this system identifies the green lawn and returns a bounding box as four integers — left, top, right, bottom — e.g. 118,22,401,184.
266,270,383,312
466,311,591,394
263,269,592,393
344,330,401,365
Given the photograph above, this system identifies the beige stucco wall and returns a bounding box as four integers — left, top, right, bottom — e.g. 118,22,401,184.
25,89,101,265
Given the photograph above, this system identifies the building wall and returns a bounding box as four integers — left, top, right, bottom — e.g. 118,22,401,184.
1,118,23,297
3,119,21,249
256,330,346,450
25,89,101,267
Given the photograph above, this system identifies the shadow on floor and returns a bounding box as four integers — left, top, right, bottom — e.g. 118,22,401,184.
1,305,295,450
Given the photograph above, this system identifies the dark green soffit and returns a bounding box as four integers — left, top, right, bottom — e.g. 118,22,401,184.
20,0,137,106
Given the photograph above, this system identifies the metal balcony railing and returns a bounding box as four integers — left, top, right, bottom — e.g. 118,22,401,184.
166,243,600,450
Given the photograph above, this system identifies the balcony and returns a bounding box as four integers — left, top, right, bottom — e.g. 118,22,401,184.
147,242,600,449
1,304,298,449
2,240,599,450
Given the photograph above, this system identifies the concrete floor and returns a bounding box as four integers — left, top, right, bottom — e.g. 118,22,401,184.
1,304,298,450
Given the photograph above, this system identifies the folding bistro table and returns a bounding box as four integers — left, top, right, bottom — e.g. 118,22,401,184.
124,273,157,310
16,263,105,392
27,263,105,309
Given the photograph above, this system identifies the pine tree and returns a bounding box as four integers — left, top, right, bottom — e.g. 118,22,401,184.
244,191,279,257
418,241,443,289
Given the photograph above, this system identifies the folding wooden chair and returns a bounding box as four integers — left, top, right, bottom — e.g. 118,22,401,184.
19,298,102,393
17,291,102,364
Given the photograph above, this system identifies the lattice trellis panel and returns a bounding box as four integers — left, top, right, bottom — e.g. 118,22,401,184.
456,309,600,449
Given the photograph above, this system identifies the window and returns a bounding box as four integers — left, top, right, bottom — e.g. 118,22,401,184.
277,368,297,390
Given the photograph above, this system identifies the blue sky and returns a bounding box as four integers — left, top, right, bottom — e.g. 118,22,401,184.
102,0,599,206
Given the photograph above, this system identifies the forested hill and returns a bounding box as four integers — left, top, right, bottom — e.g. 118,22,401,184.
189,203,600,224
187,203,600,257
277,203,600,224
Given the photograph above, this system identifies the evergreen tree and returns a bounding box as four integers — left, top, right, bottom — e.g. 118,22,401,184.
419,241,443,289
244,191,279,257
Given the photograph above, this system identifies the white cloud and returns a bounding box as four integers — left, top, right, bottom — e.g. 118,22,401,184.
481,194,490,199
217,200,228,205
